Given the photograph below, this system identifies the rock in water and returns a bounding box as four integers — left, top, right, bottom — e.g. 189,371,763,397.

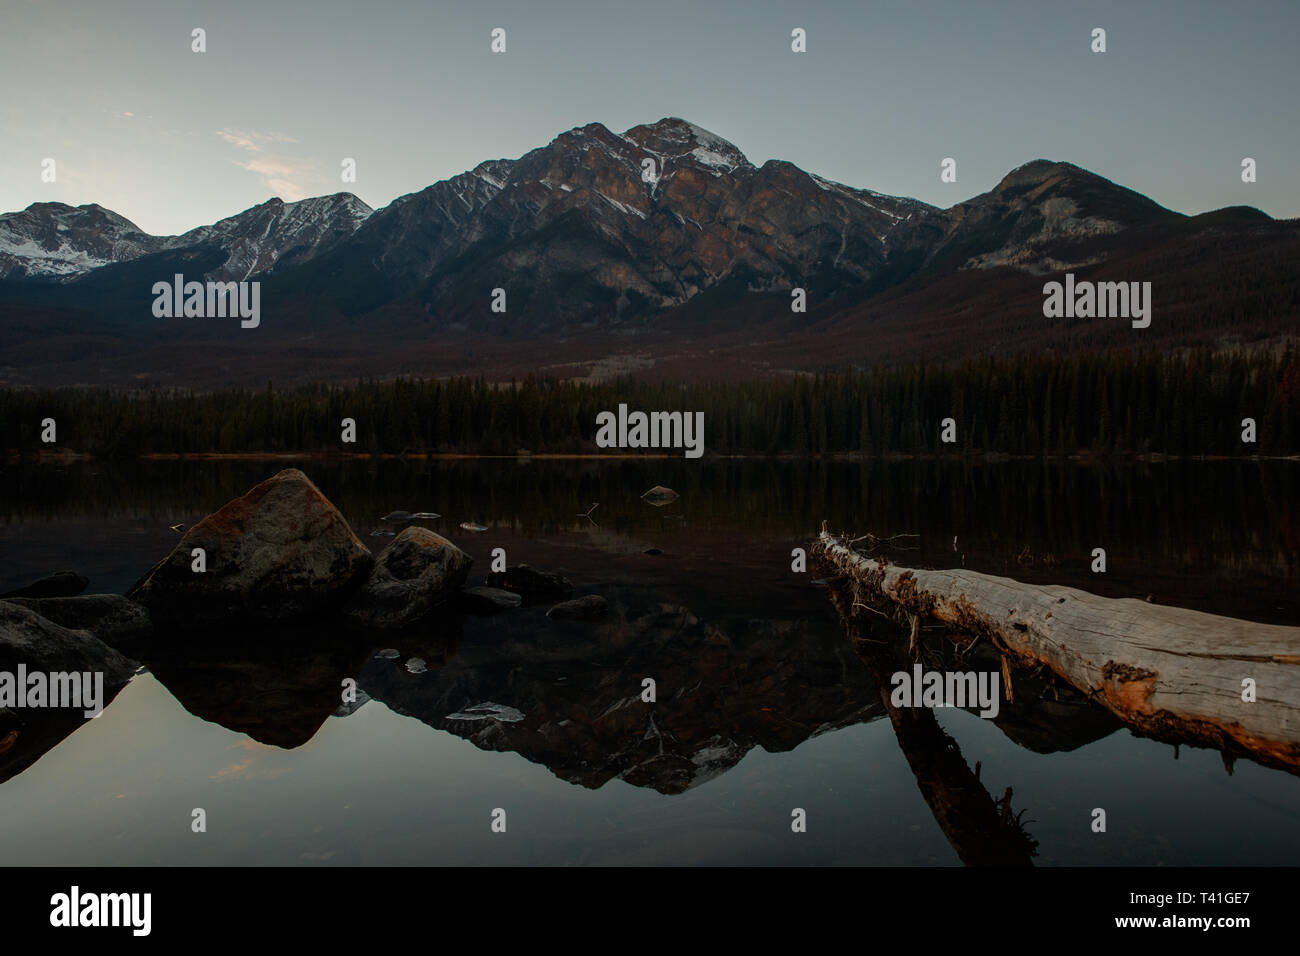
445,702,525,723
344,527,472,631
0,571,89,599
460,586,523,614
640,485,679,506
484,565,574,604
0,603,139,784
546,594,608,621
4,595,151,649
0,602,136,686
128,469,373,625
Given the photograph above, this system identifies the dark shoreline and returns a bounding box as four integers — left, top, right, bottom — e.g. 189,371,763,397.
7,450,1299,463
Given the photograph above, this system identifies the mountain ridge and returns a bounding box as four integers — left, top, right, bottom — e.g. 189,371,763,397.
1,117,1295,388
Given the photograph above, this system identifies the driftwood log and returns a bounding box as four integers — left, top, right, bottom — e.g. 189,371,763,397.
816,526,1300,774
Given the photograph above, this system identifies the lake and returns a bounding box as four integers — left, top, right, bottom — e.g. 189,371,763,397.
1,458,1297,865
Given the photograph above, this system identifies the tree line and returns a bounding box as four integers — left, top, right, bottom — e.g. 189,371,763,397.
2,347,1296,458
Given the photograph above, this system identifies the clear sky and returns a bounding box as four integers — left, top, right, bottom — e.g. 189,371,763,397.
2,0,1295,235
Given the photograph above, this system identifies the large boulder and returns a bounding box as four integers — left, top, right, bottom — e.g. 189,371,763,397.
344,527,472,631
128,469,372,625
5,595,152,649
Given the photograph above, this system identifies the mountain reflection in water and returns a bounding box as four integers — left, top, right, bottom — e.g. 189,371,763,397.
0,458,1297,866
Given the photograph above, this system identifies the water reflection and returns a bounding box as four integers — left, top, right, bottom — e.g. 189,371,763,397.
1,458,1297,866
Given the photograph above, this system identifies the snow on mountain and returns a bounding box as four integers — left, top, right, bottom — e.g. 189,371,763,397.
0,203,162,279
0,194,373,282
161,193,373,281
3,120,1156,322
622,117,753,174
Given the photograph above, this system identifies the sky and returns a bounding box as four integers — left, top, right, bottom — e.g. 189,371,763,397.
1,0,1296,235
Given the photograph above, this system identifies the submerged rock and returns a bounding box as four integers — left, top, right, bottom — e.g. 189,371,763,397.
446,702,525,723
4,594,151,649
546,594,609,621
343,527,472,631
0,571,89,600
128,469,373,626
460,586,523,613
640,485,679,506
380,510,440,522
484,565,574,604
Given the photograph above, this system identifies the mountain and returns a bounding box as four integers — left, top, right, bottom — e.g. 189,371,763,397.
0,203,162,280
159,193,373,281
1,117,1296,387
287,117,935,326
885,159,1180,278
0,193,372,283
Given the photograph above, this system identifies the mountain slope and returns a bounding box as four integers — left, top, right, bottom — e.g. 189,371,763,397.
161,193,373,281
0,194,372,283
284,117,936,326
0,203,163,280
1,118,1296,387
885,160,1183,280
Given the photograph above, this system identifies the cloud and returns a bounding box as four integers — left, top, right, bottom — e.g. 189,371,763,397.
209,757,291,782
217,128,299,152
210,740,291,780
236,157,311,178
262,180,305,201
217,130,261,151
266,178,310,201
219,129,316,200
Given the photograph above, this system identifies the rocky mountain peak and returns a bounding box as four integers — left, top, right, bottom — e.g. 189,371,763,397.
998,159,1085,187
623,117,751,172
0,201,160,279
985,159,1167,221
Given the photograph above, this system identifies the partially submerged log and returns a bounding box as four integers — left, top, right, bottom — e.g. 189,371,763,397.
816,525,1300,774
831,591,1038,866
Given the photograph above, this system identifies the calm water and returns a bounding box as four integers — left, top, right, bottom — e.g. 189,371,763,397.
0,458,1297,865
